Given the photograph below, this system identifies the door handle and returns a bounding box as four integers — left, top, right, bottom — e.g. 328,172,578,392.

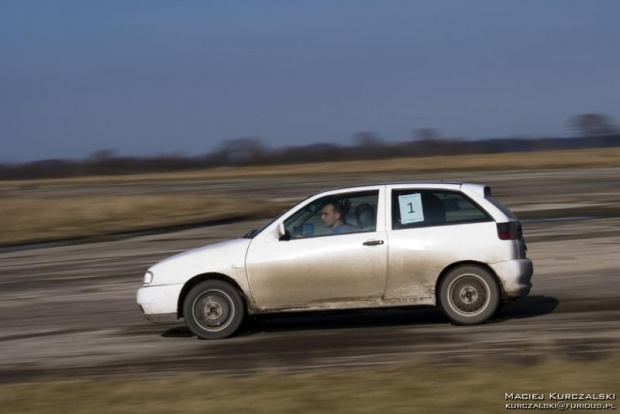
363,240,384,246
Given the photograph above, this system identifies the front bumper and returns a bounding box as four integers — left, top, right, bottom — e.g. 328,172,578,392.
141,312,182,324
489,259,533,299
137,284,184,325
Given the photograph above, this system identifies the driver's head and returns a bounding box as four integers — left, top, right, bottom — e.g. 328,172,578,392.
320,201,343,229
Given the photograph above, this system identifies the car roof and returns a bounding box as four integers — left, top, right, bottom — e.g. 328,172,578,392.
320,181,473,193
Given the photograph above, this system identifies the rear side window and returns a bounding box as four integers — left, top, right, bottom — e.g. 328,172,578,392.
392,189,491,230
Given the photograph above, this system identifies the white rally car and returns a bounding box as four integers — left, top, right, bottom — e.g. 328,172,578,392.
137,182,533,339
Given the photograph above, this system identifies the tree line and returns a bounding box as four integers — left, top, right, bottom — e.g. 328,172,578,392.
1,113,618,180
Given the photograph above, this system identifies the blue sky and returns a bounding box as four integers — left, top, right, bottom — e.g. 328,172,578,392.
1,1,619,161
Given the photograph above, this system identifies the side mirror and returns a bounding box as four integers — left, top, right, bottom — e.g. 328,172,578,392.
277,222,286,237
277,223,291,241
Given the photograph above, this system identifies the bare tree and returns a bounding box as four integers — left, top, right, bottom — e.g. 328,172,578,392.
217,137,266,165
570,114,618,137
87,149,118,161
354,131,383,148
414,128,440,141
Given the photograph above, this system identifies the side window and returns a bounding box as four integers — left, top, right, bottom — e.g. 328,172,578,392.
392,189,490,230
283,190,379,239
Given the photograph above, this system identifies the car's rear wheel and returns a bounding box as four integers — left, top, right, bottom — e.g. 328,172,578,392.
183,280,245,339
438,265,500,325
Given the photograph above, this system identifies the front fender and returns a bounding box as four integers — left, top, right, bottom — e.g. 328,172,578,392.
147,238,252,295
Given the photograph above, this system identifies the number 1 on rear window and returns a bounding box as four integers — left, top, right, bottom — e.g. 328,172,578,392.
399,193,424,224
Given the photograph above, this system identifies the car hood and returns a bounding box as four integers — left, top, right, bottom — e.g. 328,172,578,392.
148,238,251,286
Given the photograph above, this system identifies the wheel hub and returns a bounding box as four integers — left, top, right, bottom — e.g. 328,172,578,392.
205,300,223,320
194,291,232,330
450,276,488,314
459,286,478,304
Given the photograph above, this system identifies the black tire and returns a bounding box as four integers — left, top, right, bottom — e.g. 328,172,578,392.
183,280,245,339
438,265,500,325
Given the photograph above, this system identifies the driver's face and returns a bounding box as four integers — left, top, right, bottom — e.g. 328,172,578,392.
320,204,340,229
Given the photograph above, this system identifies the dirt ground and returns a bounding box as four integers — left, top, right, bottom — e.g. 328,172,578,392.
0,167,619,383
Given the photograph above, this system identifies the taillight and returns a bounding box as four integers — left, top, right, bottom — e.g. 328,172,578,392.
497,222,520,240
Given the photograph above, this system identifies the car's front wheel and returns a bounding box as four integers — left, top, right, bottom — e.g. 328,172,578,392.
438,265,500,325
183,280,245,339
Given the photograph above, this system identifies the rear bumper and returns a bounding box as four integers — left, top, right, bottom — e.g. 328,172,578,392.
490,259,533,299
137,284,184,325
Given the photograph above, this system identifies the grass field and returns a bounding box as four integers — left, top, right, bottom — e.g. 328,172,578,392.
1,359,618,414
2,148,618,246
0,196,284,245
1,148,619,187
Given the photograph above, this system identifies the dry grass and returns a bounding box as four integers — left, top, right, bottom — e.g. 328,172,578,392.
0,196,284,245
1,359,618,414
2,148,618,246
2,148,619,187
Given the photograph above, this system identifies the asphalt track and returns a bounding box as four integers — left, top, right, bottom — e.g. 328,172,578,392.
1,168,619,383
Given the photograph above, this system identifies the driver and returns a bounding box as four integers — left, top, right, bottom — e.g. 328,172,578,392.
320,201,356,234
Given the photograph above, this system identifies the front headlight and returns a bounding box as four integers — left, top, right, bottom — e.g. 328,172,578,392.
143,271,153,285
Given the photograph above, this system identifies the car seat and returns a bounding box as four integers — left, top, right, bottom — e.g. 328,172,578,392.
422,193,446,224
355,203,376,230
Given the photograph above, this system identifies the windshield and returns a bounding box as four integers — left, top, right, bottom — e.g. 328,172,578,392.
243,195,315,239
242,209,289,239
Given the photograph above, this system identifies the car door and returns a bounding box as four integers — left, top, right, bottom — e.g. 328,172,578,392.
245,187,388,310
384,185,495,304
